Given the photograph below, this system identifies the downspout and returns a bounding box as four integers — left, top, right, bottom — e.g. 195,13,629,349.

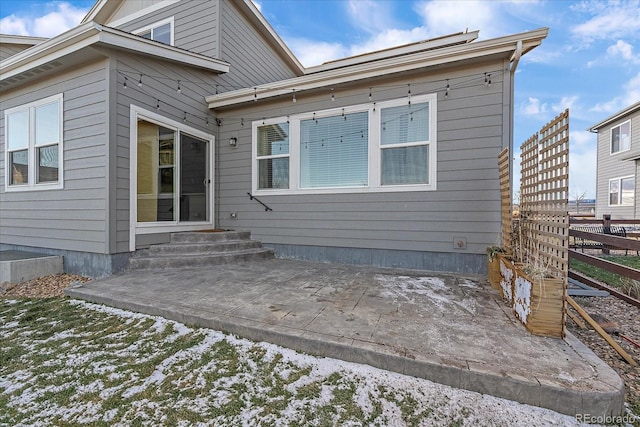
508,40,522,210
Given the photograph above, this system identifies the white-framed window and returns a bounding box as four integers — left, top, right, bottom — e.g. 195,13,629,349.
610,120,631,154
4,93,63,191
609,176,634,206
252,93,437,195
134,17,174,45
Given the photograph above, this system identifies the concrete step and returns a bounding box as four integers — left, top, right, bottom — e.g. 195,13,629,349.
129,247,274,270
143,240,263,256
170,230,251,243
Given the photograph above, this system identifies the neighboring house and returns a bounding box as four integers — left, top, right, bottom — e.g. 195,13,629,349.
589,102,640,219
0,0,548,277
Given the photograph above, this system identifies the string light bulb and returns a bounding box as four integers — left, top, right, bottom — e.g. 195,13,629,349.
177,80,181,94
254,87,257,102
183,112,187,122
292,89,297,103
138,74,142,87
368,87,372,101
408,84,411,105
123,76,128,89
445,79,450,99
487,73,492,87
156,99,160,110
484,72,488,86
330,88,335,102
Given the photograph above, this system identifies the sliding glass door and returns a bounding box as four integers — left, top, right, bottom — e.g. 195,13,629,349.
136,119,210,224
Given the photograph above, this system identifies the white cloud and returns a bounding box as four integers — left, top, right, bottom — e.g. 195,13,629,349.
521,97,548,116
571,1,640,44
552,96,579,113
414,0,507,40
347,27,432,57
606,40,640,63
590,71,640,114
569,149,597,199
286,38,349,67
0,2,87,38
346,0,399,34
570,130,594,149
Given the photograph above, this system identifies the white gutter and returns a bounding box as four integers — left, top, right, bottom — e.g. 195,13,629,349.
207,27,548,109
1,22,230,82
588,101,640,133
0,34,48,45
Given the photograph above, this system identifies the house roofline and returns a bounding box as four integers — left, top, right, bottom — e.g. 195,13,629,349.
81,0,304,76
1,22,230,83
231,0,304,75
0,34,48,45
588,101,640,133
305,30,479,74
206,27,549,109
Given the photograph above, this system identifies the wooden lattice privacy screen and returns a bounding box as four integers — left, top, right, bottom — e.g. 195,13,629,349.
519,109,569,279
498,148,512,255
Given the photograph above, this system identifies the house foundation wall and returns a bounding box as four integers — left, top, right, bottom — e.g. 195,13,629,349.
266,243,487,275
0,244,130,278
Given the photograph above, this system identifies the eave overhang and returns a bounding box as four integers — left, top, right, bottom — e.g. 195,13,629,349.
0,34,48,46
206,27,549,110
1,22,230,89
588,101,640,133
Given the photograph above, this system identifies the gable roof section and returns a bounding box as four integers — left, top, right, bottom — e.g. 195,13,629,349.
206,27,549,109
1,22,230,90
588,101,640,132
0,34,48,46
82,0,304,75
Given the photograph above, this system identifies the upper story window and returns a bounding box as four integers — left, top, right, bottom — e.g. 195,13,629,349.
4,94,63,191
252,94,437,195
135,17,174,45
610,120,631,154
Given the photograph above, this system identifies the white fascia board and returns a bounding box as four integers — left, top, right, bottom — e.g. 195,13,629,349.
304,31,479,74
0,34,48,45
588,102,640,132
207,27,549,109
81,0,112,24
97,27,229,72
1,22,229,82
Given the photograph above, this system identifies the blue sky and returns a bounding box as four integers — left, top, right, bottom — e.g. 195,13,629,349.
2,0,639,200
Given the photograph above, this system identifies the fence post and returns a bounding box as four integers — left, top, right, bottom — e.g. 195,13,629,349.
603,214,612,254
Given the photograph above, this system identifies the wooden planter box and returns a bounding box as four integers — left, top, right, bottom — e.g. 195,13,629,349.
496,253,565,338
498,254,515,304
487,256,502,289
513,270,565,338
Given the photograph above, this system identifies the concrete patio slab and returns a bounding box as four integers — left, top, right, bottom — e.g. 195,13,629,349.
65,258,625,418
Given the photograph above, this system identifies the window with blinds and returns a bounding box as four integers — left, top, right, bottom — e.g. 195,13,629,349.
300,111,368,188
251,93,436,194
380,102,429,185
256,122,290,190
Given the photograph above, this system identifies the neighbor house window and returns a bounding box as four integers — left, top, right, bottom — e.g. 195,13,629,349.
609,176,634,206
611,120,631,154
252,93,437,194
5,94,63,191
135,17,173,45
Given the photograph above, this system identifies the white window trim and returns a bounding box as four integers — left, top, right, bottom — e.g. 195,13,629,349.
4,93,64,192
608,175,635,207
609,119,631,155
129,105,215,251
133,16,175,45
251,93,437,195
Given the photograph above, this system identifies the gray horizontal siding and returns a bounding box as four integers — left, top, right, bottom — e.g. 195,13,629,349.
0,60,109,253
113,52,219,252
0,43,31,62
114,0,219,58
215,60,507,255
595,112,640,219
